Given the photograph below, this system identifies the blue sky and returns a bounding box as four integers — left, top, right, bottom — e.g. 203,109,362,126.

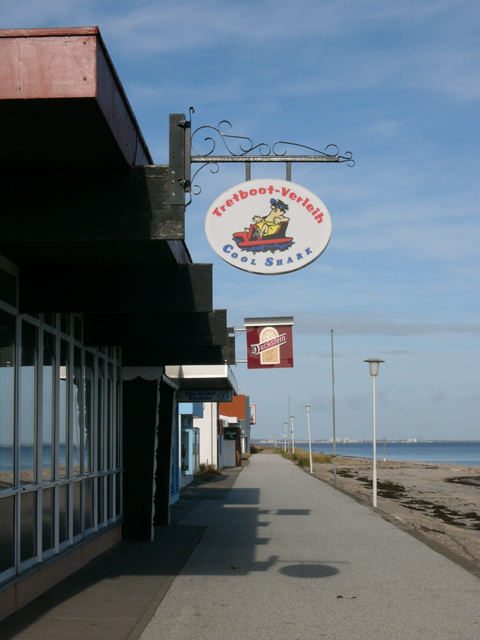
4,1,479,441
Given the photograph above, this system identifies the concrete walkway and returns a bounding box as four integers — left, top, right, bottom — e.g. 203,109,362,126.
1,455,479,639
0,467,243,640
141,454,480,640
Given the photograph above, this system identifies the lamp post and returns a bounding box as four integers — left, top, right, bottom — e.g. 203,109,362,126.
290,416,295,454
283,422,288,452
364,358,384,507
305,404,313,473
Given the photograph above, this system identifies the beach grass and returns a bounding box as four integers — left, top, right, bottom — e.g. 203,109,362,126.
280,448,333,466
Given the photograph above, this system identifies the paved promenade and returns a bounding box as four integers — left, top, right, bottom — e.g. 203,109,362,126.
140,453,480,640
1,454,479,639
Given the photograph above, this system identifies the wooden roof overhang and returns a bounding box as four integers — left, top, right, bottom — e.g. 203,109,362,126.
0,27,233,365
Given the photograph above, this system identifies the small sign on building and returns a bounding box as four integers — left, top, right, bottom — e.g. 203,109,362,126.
245,317,294,369
224,427,238,441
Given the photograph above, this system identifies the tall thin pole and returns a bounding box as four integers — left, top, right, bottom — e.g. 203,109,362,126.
330,330,337,485
305,406,313,473
290,416,295,454
288,395,291,452
372,375,377,507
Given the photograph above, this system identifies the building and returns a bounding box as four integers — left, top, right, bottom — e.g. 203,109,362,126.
0,27,235,620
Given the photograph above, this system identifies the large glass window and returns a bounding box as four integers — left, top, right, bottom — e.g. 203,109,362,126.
20,321,37,486
0,310,15,490
0,304,122,587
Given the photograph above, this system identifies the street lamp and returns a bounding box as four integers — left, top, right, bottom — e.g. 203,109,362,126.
305,404,313,473
283,422,288,452
290,416,295,454
364,358,384,507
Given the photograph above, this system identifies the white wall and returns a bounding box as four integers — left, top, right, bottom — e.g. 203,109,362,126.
195,403,219,469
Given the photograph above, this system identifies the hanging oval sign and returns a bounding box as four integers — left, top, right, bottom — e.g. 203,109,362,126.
204,179,332,275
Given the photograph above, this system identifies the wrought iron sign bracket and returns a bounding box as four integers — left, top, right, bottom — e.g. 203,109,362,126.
179,107,354,203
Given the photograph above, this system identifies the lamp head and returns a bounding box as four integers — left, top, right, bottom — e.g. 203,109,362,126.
305,404,311,413
364,358,384,377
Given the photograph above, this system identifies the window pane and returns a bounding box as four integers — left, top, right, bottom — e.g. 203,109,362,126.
59,484,68,544
20,491,37,562
59,341,69,479
0,496,15,572
0,268,16,307
73,317,82,342
0,310,15,489
20,322,37,486
97,359,105,471
42,487,54,552
115,472,122,517
60,314,69,336
72,348,81,476
107,365,114,469
73,481,81,537
42,332,55,482
43,313,56,328
85,478,94,530
97,477,104,527
107,474,113,520
84,352,94,473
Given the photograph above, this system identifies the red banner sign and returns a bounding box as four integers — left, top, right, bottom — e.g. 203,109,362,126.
245,318,294,369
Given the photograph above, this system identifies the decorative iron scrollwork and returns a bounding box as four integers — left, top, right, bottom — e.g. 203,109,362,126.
187,106,354,198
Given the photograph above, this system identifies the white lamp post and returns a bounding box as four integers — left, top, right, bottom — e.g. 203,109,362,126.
364,358,384,507
305,404,313,473
283,422,288,452
290,416,295,454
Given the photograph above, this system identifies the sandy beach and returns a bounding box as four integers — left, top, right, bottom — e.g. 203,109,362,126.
307,455,480,577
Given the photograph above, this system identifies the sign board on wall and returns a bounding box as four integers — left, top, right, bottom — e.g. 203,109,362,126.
250,404,256,425
224,427,238,441
205,179,332,275
176,390,233,403
245,317,294,369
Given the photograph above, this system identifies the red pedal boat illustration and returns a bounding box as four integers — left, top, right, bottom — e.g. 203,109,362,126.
232,222,294,253
232,198,294,253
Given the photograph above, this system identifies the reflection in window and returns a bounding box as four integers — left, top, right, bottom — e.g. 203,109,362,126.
59,341,69,479
42,488,54,553
73,348,81,476
42,332,55,482
20,491,37,563
73,481,81,537
84,351,94,473
20,322,37,486
97,477,104,527
85,478,94,531
0,310,15,489
59,484,68,544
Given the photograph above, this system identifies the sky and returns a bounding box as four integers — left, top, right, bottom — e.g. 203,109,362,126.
3,0,479,442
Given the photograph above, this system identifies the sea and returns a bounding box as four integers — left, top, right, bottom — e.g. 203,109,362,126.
287,441,480,467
